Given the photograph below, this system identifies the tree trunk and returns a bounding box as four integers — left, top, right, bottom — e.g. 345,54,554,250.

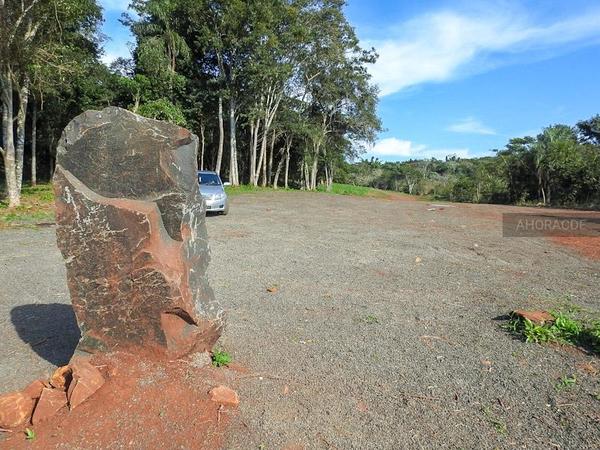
256,127,268,186
216,96,224,174
325,163,334,191
229,97,239,185
31,95,37,186
16,76,29,193
268,130,275,185
1,68,20,207
261,138,267,187
199,120,205,170
249,117,261,186
284,140,291,189
310,143,320,190
303,159,311,190
273,148,284,189
255,89,281,186
132,88,140,113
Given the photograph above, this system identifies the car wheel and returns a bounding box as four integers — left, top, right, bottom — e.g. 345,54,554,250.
221,204,229,215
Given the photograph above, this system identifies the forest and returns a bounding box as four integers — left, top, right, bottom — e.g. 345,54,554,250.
340,117,600,209
0,0,380,207
1,0,598,209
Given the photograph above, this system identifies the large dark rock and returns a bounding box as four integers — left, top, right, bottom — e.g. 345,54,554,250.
53,107,223,358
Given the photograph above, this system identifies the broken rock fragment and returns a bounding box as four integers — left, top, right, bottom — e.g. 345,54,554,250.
512,310,554,325
53,107,223,357
32,388,68,425
22,380,46,399
67,358,105,410
50,365,73,391
209,385,239,406
0,392,36,429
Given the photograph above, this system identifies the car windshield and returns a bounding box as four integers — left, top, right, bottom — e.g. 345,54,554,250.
198,173,221,186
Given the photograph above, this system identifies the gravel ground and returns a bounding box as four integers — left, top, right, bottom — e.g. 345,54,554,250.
1,191,599,449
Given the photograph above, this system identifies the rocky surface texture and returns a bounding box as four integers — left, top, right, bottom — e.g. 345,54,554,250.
0,358,104,429
53,107,223,357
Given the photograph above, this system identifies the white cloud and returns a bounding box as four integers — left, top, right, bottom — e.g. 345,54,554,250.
101,40,133,65
101,50,126,66
369,8,600,96
371,137,471,160
372,138,425,156
446,117,496,135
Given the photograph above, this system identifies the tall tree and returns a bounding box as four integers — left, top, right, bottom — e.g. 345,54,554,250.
1,0,102,206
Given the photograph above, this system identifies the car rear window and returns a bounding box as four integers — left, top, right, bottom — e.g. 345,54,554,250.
198,173,221,186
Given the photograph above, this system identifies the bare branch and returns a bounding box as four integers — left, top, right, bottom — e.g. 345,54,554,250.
8,0,41,46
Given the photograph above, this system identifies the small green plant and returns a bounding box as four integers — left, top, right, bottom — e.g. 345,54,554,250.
502,319,520,333
481,407,507,434
551,312,583,342
584,321,600,352
212,350,232,367
364,314,379,324
24,428,36,441
522,318,555,343
504,309,600,355
556,375,577,390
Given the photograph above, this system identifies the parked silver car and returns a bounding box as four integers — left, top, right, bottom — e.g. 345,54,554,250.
198,170,229,215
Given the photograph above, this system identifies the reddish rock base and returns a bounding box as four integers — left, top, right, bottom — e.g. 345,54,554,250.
512,309,555,325
0,358,104,430
1,353,240,449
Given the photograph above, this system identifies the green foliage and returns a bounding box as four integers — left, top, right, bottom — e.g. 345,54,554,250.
576,115,600,145
522,318,556,344
363,314,379,324
224,183,389,199
339,116,600,209
224,185,281,196
481,407,507,434
211,350,232,367
0,183,55,227
316,183,387,197
121,0,381,189
24,428,36,441
551,312,583,342
555,375,577,390
505,309,600,355
580,321,600,353
138,99,187,126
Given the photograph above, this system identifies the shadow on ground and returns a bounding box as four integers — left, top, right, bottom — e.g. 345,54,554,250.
11,303,80,366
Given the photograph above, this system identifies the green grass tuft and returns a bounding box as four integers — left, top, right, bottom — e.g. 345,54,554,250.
24,428,36,441
364,314,379,324
224,182,390,198
224,184,289,196
211,350,232,367
0,183,55,228
316,183,389,198
504,308,600,354
481,407,507,434
555,374,577,390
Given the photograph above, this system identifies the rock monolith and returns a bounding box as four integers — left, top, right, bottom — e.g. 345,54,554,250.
53,107,223,358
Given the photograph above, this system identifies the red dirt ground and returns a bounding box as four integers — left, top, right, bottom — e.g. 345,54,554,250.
549,236,600,260
2,352,242,449
458,203,600,261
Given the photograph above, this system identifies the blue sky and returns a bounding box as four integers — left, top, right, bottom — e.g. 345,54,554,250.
99,0,600,161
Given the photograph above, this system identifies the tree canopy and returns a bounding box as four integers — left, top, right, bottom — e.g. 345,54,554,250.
340,119,600,209
1,0,598,210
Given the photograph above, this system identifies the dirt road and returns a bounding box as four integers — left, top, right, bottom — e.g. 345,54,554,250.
1,191,599,449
